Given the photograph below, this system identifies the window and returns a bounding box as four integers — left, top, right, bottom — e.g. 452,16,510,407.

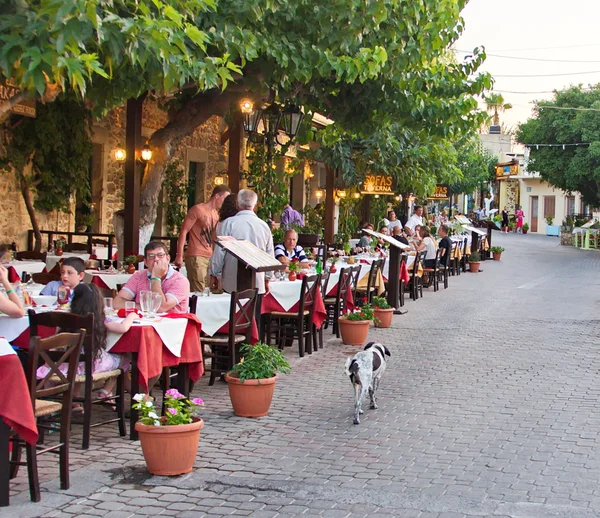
543,196,555,218
566,196,575,216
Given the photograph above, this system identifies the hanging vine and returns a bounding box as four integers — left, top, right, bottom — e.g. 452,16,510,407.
161,160,188,236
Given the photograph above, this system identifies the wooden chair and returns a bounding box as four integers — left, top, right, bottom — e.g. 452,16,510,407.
16,251,47,262
349,264,361,304
323,268,351,338
200,289,259,385
315,244,326,266
64,243,89,253
422,249,442,292
31,272,61,284
355,259,382,305
409,251,427,300
313,272,330,350
28,310,126,449
460,238,469,273
266,274,321,357
450,242,460,276
9,330,85,502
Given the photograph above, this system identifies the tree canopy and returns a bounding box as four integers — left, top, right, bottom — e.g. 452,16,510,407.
517,85,600,207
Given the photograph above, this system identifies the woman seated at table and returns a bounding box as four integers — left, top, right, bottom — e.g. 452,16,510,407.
414,226,438,268
356,224,374,250
37,284,137,402
274,229,310,269
0,264,25,317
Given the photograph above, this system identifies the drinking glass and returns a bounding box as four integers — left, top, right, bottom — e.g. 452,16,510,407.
203,287,211,298
104,297,114,316
125,301,136,315
139,290,151,317
149,293,162,318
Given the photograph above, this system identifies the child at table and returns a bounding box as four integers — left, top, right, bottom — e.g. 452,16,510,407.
37,284,137,403
0,264,25,317
39,257,86,302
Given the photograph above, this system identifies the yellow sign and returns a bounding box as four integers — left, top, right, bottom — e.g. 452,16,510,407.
0,80,36,118
361,174,394,195
427,184,449,200
495,161,519,179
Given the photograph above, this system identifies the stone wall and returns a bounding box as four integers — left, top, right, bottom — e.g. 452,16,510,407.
0,99,228,249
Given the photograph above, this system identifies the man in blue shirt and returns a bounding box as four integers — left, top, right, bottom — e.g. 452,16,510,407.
40,256,86,302
274,229,310,268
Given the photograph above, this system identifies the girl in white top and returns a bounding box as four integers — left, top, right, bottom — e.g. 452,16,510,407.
415,226,438,268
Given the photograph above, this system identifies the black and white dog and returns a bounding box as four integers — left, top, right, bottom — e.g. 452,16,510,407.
345,342,391,424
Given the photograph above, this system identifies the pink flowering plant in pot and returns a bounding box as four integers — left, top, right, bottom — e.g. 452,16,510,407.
132,389,204,426
132,389,206,476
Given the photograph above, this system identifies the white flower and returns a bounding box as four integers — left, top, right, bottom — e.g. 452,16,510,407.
132,393,145,402
145,401,153,408
148,412,158,419
153,420,161,426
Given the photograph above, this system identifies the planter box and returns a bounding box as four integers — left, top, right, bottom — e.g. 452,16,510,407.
546,225,560,237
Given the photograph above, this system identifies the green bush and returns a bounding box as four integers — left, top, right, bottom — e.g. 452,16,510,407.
229,342,291,382
490,246,505,253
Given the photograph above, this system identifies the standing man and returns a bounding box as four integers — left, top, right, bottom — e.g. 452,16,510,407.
211,189,275,295
174,185,231,292
404,205,424,237
280,203,304,229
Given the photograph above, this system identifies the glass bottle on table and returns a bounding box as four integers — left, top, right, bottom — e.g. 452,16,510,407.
315,256,322,275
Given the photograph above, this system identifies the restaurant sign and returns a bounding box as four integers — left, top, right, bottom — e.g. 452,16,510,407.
0,79,36,118
361,174,394,195
495,160,519,179
427,184,450,200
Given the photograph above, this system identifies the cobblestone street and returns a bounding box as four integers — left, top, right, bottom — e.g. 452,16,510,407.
4,233,600,518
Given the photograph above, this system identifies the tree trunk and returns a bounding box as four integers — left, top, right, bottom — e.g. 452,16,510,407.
139,90,247,234
18,167,43,252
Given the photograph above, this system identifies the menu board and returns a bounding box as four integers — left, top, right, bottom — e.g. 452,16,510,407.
464,225,487,236
361,228,412,250
216,237,285,272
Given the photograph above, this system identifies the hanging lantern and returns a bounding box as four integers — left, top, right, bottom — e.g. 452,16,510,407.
114,148,126,162
315,190,323,199
140,145,152,162
280,105,304,140
240,99,262,135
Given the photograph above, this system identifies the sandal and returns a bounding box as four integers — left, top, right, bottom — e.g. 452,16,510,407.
97,389,117,411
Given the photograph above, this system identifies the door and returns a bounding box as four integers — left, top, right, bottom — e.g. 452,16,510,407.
530,196,538,232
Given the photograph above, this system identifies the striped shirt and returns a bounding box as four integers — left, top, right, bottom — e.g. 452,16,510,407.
274,244,308,262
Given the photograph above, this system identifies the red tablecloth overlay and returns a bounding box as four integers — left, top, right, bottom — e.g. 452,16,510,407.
261,288,327,328
109,313,204,391
215,316,259,344
7,266,20,284
0,354,37,446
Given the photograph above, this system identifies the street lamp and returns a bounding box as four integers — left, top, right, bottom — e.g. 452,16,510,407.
239,99,304,147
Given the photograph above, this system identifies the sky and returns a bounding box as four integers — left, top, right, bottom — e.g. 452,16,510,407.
456,0,600,133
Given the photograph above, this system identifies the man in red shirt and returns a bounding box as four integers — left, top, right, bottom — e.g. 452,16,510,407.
174,185,231,292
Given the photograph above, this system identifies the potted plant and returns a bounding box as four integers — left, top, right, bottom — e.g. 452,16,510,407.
468,252,482,273
55,238,66,256
132,390,205,476
225,342,291,417
545,215,560,236
124,253,140,274
372,296,394,328
522,223,529,235
329,256,340,273
343,242,352,257
288,258,300,281
508,222,516,233
490,246,505,261
338,304,377,346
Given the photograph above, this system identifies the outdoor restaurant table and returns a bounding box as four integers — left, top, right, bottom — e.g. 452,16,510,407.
0,309,55,348
4,260,46,283
84,270,132,291
106,313,203,440
191,292,259,342
46,252,90,273
261,278,327,328
0,337,38,507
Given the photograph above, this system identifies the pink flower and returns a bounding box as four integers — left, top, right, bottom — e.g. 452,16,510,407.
167,408,177,415
165,388,184,399
192,398,204,406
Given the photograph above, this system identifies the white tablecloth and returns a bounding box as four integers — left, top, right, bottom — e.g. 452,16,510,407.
106,317,188,358
191,293,232,336
46,252,90,272
0,307,55,342
93,247,118,260
84,271,132,290
0,337,15,356
324,262,368,294
4,260,46,278
267,279,304,311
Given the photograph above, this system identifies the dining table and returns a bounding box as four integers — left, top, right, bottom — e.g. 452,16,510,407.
4,260,46,283
83,270,132,291
45,252,91,273
0,338,37,507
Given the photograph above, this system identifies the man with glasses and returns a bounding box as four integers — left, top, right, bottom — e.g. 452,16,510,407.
114,241,190,313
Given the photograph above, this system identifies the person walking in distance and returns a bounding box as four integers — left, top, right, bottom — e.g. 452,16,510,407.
174,185,231,292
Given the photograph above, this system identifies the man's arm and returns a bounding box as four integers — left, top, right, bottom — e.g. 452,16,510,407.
113,288,134,309
174,210,197,267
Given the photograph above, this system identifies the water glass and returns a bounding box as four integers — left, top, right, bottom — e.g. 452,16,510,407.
150,293,162,318
203,287,211,298
125,301,136,315
139,290,151,316
104,297,114,315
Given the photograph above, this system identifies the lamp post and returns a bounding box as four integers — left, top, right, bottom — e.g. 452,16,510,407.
239,99,304,150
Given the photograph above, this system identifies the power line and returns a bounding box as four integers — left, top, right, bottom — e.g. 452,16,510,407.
464,43,600,52
456,50,600,64
494,70,600,78
536,105,600,112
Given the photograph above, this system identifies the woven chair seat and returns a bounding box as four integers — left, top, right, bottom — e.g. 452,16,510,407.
356,287,376,293
49,368,122,385
202,334,247,344
270,310,309,317
35,399,62,417
323,297,337,305
422,268,436,272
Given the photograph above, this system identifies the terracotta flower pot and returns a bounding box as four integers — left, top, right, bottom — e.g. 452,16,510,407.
492,252,502,261
288,271,297,281
127,263,136,274
225,374,278,417
468,261,481,272
329,264,337,273
374,308,394,328
56,248,63,256
338,318,371,346
135,417,204,476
